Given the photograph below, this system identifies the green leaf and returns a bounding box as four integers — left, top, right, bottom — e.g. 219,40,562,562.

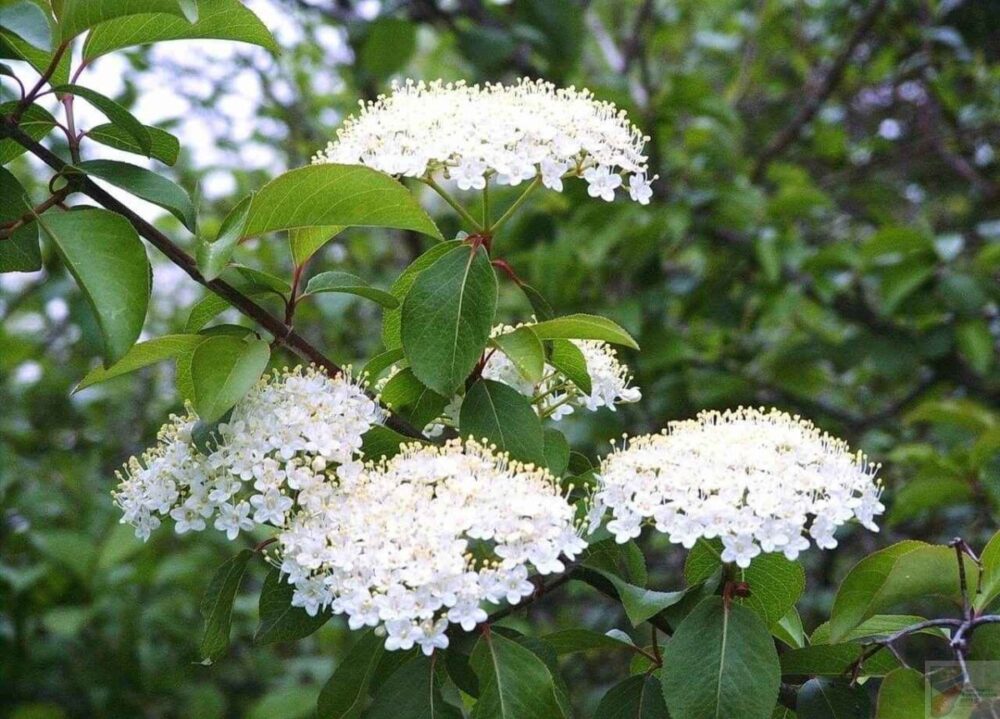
185,289,269,332
529,314,638,349
660,596,780,719
491,326,544,383
227,265,291,295
470,632,566,719
549,339,592,395
76,159,195,231
543,428,569,476
583,538,648,586
773,607,806,649
254,568,329,645
460,379,546,465
593,675,669,719
887,475,973,526
367,655,460,719
542,629,635,656
360,18,416,79
519,282,554,321
0,101,56,165
304,271,399,308
795,678,870,719
87,122,180,165
59,0,190,41
582,567,686,627
363,347,404,382
684,539,723,586
190,335,270,422
779,643,898,678
380,368,447,429
957,318,995,375
975,530,1000,611
0,166,40,272
237,165,441,241
739,553,806,628
82,0,279,60
382,241,462,349
316,630,384,719
360,425,422,462
402,244,497,395
247,687,315,719
289,226,342,266
1,1,52,51
51,84,150,153
197,194,252,281
811,615,947,645
75,334,204,390
199,548,253,664
875,668,924,719
37,208,150,366
829,541,976,643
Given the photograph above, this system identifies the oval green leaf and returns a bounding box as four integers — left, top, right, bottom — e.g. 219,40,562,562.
37,208,150,366
76,334,205,390
77,159,196,231
661,596,780,719
460,379,546,465
304,271,399,308
191,335,270,422
402,244,497,395
238,165,441,241
529,314,639,349
82,0,279,60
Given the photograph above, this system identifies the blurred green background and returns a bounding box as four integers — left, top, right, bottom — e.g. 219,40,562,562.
1,0,998,716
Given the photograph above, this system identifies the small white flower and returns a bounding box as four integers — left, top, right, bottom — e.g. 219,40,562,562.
627,173,655,204
721,534,761,569
451,157,487,191
583,165,622,202
214,501,255,540
250,488,294,526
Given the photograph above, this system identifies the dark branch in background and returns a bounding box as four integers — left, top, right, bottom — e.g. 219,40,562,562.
0,118,424,440
752,0,889,181
849,538,997,692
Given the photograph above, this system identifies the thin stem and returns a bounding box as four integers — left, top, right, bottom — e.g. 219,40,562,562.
13,40,70,122
487,177,541,236
482,176,491,227
0,187,73,240
420,175,483,232
539,394,574,420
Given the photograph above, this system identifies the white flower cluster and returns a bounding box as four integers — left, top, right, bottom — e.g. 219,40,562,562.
590,407,884,568
483,326,642,420
312,78,656,204
279,439,585,655
113,366,382,542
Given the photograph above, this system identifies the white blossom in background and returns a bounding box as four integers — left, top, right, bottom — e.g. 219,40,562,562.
590,407,884,568
113,365,381,541
312,78,657,204
482,325,641,420
278,438,586,654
